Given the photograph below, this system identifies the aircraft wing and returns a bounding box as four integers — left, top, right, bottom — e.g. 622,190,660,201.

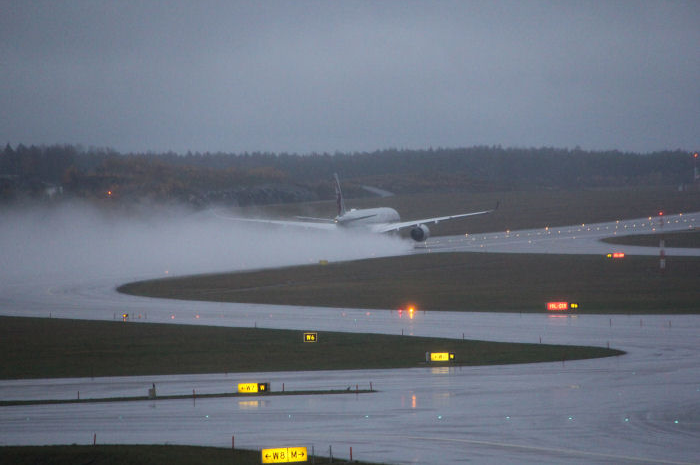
374,207,496,234
212,210,338,231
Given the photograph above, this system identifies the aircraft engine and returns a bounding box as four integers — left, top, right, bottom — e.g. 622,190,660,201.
410,224,430,242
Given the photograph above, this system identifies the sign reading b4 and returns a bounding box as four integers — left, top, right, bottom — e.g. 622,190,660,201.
303,332,318,343
261,446,308,463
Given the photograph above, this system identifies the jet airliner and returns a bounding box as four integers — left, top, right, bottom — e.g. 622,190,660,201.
215,174,496,242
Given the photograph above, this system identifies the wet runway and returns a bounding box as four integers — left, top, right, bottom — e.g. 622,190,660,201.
1,213,699,464
423,211,699,256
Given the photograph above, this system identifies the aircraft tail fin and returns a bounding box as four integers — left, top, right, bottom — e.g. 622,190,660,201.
334,173,346,217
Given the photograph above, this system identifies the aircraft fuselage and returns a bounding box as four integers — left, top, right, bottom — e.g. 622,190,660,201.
335,207,400,228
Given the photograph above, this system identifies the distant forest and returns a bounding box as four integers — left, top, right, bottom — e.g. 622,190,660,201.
1,143,696,206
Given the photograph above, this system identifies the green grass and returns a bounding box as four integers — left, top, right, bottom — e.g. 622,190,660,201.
0,316,622,380
119,253,700,314
602,230,700,248
0,445,380,465
0,389,374,407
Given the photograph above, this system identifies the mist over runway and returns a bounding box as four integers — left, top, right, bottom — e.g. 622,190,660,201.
1,205,699,464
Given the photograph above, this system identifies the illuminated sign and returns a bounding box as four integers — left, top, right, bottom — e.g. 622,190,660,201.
237,382,269,394
430,352,455,362
303,332,318,343
606,252,625,259
546,302,579,311
262,446,308,463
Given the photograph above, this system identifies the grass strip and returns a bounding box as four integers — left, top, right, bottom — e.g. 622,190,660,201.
0,316,622,380
119,253,700,313
602,230,700,248
0,389,374,407
0,444,381,465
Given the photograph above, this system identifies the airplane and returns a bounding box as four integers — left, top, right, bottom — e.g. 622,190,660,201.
214,174,496,242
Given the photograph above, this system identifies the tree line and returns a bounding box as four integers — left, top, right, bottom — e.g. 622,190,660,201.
1,143,696,205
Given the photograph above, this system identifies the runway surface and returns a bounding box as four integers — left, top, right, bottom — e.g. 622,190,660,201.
1,213,699,464
423,211,699,256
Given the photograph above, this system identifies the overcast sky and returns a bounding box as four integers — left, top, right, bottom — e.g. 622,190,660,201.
1,1,698,154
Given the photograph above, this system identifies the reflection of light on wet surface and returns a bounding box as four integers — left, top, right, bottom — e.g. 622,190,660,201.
238,400,262,409
1,213,700,464
2,312,698,465
430,367,450,375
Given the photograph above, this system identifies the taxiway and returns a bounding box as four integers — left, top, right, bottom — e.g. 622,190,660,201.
1,213,699,464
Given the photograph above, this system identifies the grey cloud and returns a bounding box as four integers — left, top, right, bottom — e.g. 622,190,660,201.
1,0,698,154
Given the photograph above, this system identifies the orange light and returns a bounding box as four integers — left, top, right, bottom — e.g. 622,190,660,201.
694,152,698,158
547,302,569,311
607,252,625,259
